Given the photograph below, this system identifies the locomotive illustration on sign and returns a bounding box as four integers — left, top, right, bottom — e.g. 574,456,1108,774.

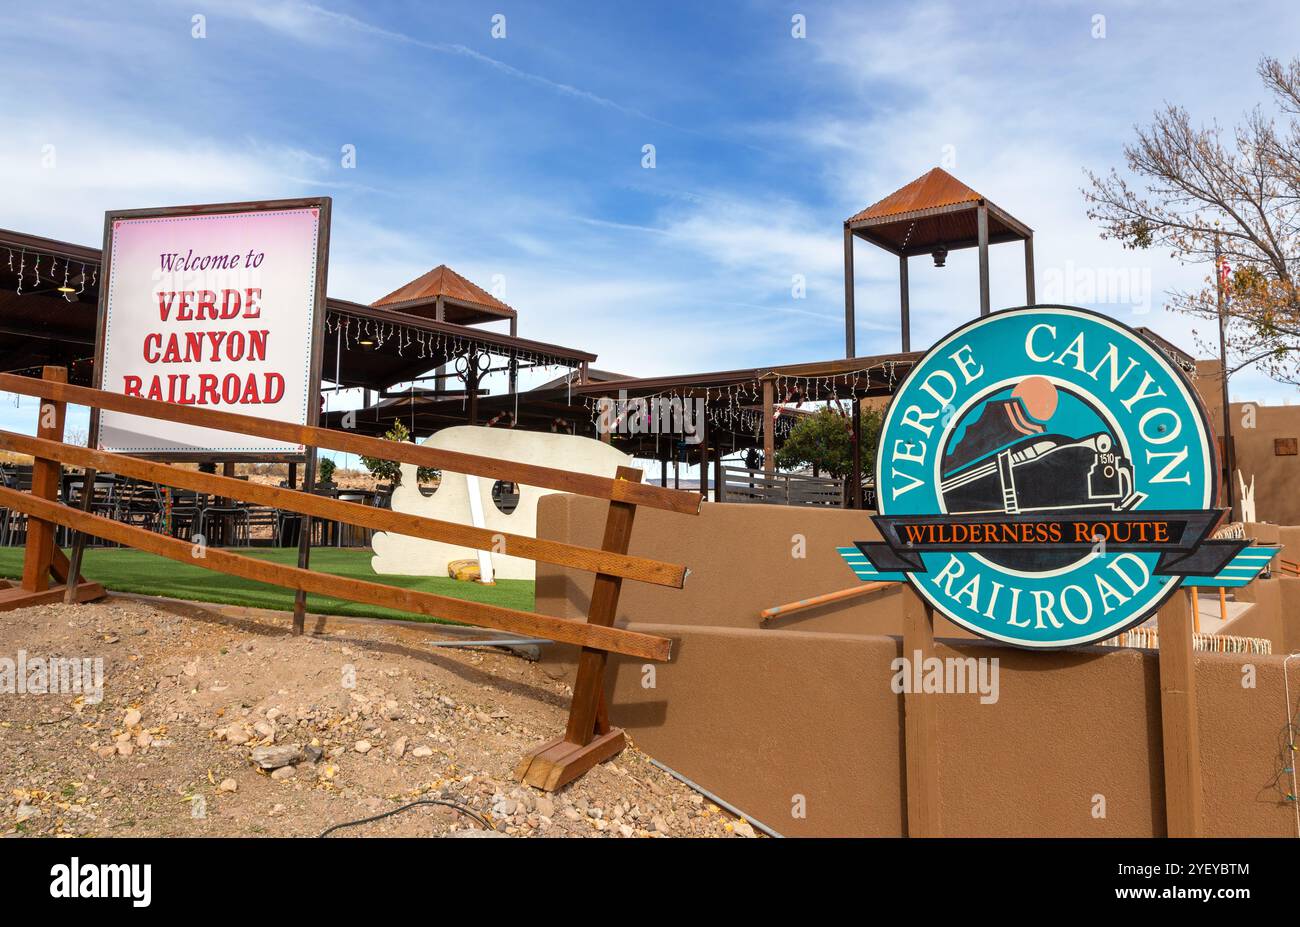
842,305,1253,649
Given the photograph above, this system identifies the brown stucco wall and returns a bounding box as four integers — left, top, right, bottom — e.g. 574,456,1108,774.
1229,402,1300,526
536,494,1300,836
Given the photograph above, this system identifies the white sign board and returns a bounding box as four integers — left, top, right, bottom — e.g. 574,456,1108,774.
96,202,328,457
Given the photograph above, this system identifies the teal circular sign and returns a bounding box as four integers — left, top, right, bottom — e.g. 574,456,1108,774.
875,306,1216,648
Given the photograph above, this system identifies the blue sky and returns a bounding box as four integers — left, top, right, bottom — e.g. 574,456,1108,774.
1,0,1298,453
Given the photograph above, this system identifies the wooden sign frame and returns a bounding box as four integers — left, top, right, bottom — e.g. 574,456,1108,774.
91,197,332,464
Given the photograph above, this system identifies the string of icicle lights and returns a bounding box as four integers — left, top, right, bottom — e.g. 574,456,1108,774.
5,248,97,300
583,361,902,437
325,311,577,372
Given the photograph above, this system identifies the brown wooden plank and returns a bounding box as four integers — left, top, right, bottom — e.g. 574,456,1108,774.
21,367,66,592
0,484,672,662
901,586,942,837
0,373,701,515
1157,589,1204,837
0,582,104,613
564,464,641,746
0,429,686,589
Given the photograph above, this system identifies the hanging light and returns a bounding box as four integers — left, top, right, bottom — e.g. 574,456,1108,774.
931,244,948,268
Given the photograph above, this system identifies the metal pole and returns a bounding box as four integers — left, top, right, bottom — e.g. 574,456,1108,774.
843,226,856,357
977,203,991,316
1024,233,1036,304
1215,233,1237,520
899,254,911,352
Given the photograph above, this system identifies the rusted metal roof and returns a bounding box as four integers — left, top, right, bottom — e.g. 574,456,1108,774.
848,167,983,224
371,264,516,323
846,168,1032,256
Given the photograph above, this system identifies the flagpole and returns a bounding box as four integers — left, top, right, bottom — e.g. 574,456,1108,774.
1215,231,1237,520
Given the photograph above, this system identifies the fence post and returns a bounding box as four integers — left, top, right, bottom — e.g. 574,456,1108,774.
21,367,68,593
516,464,642,791
1158,588,1204,836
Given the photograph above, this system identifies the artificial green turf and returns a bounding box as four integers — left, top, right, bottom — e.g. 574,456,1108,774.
0,546,533,623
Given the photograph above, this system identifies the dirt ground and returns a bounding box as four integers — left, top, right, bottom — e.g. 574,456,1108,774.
0,596,752,838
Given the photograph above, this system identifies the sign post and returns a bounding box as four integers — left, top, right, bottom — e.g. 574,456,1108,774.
65,198,330,617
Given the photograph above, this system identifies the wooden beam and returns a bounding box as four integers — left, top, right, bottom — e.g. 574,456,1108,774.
1158,589,1204,836
0,373,700,515
518,464,643,790
0,429,688,588
0,483,672,662
901,586,942,837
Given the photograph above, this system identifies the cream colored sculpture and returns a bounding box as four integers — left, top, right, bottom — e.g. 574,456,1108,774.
371,425,633,581
1237,470,1257,524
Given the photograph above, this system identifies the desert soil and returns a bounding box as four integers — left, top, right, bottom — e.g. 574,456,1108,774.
0,596,752,838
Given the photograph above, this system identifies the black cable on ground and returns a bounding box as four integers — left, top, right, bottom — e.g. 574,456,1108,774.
318,797,494,837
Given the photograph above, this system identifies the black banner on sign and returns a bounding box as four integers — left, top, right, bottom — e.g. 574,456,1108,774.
857,509,1244,576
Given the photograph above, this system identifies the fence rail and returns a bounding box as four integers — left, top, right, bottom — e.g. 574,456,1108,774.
0,366,697,791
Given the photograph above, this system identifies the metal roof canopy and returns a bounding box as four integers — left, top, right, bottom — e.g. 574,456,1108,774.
843,167,1036,354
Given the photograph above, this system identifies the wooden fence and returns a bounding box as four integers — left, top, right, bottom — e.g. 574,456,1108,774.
0,367,699,791
719,465,846,507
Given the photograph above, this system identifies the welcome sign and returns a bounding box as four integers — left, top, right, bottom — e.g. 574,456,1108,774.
95,199,330,458
855,305,1241,649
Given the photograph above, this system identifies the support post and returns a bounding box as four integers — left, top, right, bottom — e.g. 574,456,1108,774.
1157,589,1204,837
899,254,911,352
844,225,856,357
1024,233,1036,304
761,378,775,477
292,446,318,635
516,464,643,790
851,400,862,509
22,366,67,593
977,203,991,316
901,586,942,836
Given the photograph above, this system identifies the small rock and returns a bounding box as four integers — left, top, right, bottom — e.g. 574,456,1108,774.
411,746,434,758
15,804,40,823
123,709,141,728
225,727,251,746
390,736,407,758
116,742,134,757
218,778,238,793
253,720,275,738
535,797,554,818
95,745,116,759
250,744,304,770
618,824,634,838
733,818,756,838
353,740,372,754
270,766,296,780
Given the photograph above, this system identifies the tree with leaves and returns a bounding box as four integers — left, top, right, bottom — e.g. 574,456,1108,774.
774,406,882,479
359,421,438,485
1084,56,1300,384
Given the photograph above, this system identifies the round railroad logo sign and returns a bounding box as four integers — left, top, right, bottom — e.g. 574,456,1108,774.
869,305,1221,648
